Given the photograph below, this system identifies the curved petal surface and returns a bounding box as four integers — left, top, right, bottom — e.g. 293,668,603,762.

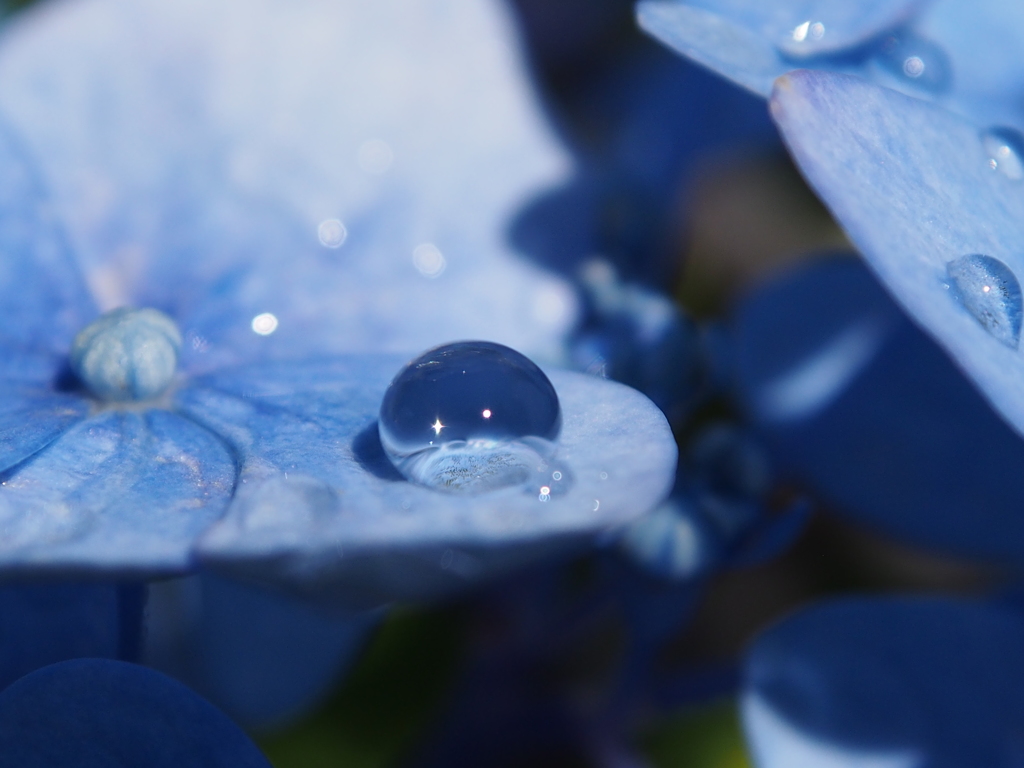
0,0,578,365
638,0,1024,126
0,658,271,768
0,408,234,577
734,258,1024,560
769,71,1024,445
743,597,1024,768
174,355,677,604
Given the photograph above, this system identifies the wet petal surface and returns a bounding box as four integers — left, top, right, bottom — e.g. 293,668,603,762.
175,355,677,604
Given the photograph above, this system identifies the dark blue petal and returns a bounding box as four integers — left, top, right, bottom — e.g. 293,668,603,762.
769,71,1024,448
734,257,1024,561
0,582,141,690
145,574,379,730
0,409,233,577
743,597,1024,767
0,0,580,363
0,658,271,768
174,356,676,604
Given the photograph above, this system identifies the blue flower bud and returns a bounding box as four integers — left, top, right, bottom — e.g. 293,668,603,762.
70,308,181,402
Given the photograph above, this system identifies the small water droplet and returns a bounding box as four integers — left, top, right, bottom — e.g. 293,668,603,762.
412,243,446,278
251,312,279,336
71,307,181,401
789,19,825,43
379,341,567,493
318,218,348,248
874,32,952,94
982,127,1024,181
947,254,1022,347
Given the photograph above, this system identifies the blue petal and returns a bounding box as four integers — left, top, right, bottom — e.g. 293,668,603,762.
0,388,89,474
743,596,1024,767
173,356,677,604
638,0,1024,126
0,409,233,577
145,574,379,731
769,71,1024,447
637,0,922,97
0,0,579,364
0,116,94,361
0,582,133,691
0,658,271,767
734,257,1024,561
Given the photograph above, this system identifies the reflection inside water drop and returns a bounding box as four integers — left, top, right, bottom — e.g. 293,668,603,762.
946,254,1023,348
874,32,952,94
379,341,571,495
982,127,1024,181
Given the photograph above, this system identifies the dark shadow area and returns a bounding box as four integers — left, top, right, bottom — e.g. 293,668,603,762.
352,422,405,482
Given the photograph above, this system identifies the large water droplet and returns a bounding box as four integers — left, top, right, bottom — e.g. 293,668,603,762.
379,341,568,494
946,255,1022,348
873,32,952,94
982,127,1024,181
70,307,182,401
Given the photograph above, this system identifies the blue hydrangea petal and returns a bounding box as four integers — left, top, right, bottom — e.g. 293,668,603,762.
769,71,1024,446
0,409,233,576
743,596,1024,767
0,0,579,364
0,583,123,691
145,574,380,731
173,356,677,604
0,658,271,767
734,258,1024,560
0,117,93,358
636,0,922,97
0,389,89,475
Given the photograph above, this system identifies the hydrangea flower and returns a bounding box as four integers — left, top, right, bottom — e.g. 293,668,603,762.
0,0,676,607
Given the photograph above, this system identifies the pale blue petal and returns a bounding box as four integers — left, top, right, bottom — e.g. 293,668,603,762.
145,574,380,731
769,71,1024,444
638,0,1024,126
743,597,1024,767
0,0,579,365
0,409,233,577
637,0,921,97
0,658,271,767
174,356,677,605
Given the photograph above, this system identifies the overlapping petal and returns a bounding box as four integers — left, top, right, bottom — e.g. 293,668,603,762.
743,597,1024,767
638,0,1024,126
768,71,1024,444
732,258,1024,560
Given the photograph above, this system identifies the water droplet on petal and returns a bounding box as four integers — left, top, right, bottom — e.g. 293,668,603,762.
379,341,568,493
982,127,1024,181
947,254,1022,347
318,218,348,248
71,307,181,401
874,32,952,94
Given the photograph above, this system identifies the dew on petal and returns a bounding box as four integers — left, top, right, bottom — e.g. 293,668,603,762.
251,313,279,336
982,127,1024,181
70,307,181,402
317,218,348,249
946,254,1023,348
412,243,446,278
379,341,569,494
873,32,952,94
